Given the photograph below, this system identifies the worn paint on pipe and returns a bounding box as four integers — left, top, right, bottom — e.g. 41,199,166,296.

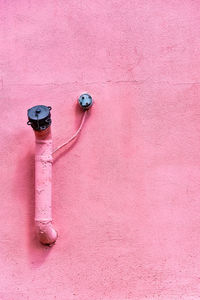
35,128,57,245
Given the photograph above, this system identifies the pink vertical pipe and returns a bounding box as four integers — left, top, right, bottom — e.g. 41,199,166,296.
34,128,57,245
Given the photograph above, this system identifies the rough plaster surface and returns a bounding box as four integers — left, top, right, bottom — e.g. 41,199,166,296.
0,1,200,299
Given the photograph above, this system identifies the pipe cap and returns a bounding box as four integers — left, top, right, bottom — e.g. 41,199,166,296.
27,105,52,131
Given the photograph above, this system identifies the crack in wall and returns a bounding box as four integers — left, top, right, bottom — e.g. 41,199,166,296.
1,78,200,88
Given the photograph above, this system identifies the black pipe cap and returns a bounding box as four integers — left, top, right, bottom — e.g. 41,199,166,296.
27,105,52,131
78,93,93,110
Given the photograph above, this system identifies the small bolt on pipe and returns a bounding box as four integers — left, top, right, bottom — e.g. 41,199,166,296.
27,94,93,246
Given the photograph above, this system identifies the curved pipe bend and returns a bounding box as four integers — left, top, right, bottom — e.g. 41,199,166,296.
35,221,57,246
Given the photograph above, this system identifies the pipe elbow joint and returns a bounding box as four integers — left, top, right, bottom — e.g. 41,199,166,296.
36,221,58,246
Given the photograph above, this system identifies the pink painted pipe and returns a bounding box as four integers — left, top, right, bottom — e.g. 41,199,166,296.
27,99,90,245
27,105,57,245
34,127,57,245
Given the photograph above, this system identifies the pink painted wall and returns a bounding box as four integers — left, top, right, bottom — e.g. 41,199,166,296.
1,1,200,299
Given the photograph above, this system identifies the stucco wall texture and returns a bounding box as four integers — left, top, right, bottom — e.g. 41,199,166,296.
1,1,200,299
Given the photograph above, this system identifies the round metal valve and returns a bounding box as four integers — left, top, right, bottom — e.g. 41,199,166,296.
27,105,52,131
78,93,93,110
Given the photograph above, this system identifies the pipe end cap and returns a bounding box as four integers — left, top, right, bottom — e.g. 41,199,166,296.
27,105,52,131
